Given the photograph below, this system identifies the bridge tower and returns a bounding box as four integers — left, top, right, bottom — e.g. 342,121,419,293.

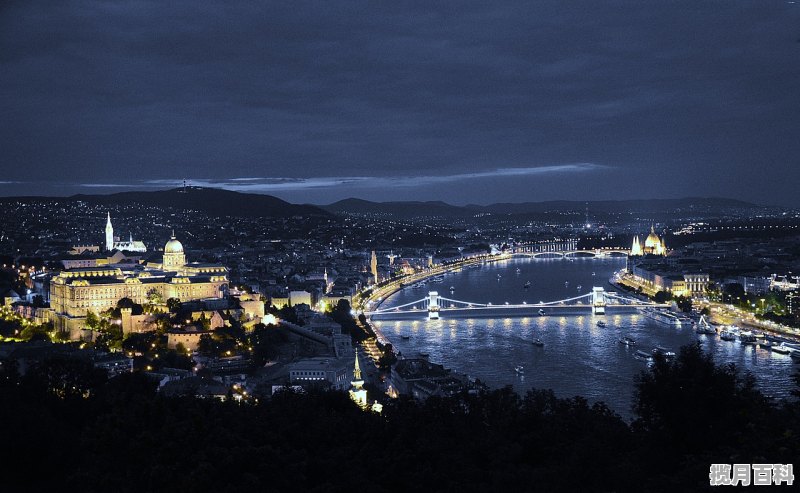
592,287,606,314
428,291,440,320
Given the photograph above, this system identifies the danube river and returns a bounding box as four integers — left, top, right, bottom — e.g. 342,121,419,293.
373,257,797,416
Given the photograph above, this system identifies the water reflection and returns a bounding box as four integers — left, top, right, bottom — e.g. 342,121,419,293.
374,257,796,416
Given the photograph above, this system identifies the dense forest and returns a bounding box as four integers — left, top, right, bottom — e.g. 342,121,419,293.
1,344,797,492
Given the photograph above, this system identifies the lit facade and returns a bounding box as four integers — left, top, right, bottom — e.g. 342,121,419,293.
49,231,228,336
106,212,147,252
631,225,666,256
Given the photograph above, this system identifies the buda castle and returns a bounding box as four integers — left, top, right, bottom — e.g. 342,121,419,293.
49,216,228,337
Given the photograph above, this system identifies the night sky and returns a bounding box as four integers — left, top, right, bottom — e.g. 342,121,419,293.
1,1,799,205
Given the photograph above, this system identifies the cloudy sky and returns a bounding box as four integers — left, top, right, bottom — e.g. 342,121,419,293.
1,1,799,205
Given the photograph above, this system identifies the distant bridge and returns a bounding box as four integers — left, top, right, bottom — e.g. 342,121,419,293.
364,287,669,319
512,249,630,259
510,240,630,258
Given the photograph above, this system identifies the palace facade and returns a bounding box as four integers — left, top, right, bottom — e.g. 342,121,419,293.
49,229,228,337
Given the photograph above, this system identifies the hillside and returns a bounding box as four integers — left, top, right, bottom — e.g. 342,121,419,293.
54,187,331,218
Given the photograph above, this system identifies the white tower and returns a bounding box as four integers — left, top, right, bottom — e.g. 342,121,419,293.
370,250,378,285
105,212,114,251
349,351,368,408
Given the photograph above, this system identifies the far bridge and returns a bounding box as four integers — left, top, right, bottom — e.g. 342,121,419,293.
364,287,669,320
511,240,630,258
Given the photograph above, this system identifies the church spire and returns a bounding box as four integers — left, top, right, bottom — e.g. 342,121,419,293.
353,350,362,381
105,212,114,251
370,250,378,285
349,350,367,408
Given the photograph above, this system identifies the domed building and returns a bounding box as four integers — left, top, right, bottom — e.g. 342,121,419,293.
49,227,228,338
162,232,186,270
630,225,666,256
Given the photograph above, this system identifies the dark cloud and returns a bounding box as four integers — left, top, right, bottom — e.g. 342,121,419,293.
1,1,799,204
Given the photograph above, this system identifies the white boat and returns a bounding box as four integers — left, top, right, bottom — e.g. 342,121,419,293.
538,309,546,316
596,321,607,328
532,339,544,347
635,350,654,362
643,308,682,326
524,281,531,289
719,329,737,341
619,336,636,346
514,365,524,374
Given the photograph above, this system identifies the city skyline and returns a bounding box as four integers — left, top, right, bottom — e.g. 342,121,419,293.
2,1,800,205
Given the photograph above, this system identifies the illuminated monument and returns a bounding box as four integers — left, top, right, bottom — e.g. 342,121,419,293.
349,351,368,408
105,212,147,253
631,225,666,256
49,231,228,337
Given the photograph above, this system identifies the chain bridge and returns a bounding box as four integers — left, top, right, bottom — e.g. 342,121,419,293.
364,287,669,319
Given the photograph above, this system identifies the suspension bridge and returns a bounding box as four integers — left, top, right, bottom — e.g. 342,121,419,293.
364,287,669,319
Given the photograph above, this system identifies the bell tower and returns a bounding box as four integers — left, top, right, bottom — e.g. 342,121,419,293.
105,212,114,251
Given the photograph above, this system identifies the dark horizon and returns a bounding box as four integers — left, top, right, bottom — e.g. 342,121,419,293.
0,184,772,209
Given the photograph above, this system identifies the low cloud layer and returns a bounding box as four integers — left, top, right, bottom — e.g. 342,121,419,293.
1,1,799,204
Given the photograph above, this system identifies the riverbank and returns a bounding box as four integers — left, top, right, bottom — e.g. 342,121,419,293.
355,252,511,313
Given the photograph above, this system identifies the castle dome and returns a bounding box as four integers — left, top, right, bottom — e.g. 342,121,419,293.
164,233,184,254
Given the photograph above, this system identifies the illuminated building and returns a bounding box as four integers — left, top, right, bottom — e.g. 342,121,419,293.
631,225,666,256
370,250,378,285
105,212,147,252
349,351,368,408
630,236,643,256
48,232,228,337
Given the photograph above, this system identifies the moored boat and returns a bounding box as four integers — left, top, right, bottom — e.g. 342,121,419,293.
643,308,682,326
619,336,636,346
538,309,546,316
695,315,716,335
635,349,654,361
771,344,791,355
720,327,738,341
652,346,676,358
739,332,757,345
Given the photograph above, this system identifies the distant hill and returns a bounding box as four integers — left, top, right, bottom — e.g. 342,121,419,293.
324,197,761,218
325,198,473,218
1,187,331,218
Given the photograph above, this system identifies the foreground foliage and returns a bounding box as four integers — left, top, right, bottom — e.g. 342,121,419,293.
1,344,797,492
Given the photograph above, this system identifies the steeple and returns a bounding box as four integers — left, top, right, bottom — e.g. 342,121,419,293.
353,350,362,381
105,212,114,251
370,250,378,285
349,350,367,408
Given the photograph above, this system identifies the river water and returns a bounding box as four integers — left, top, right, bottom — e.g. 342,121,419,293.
373,257,796,417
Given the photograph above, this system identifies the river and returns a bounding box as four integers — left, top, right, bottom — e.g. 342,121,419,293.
372,257,797,417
